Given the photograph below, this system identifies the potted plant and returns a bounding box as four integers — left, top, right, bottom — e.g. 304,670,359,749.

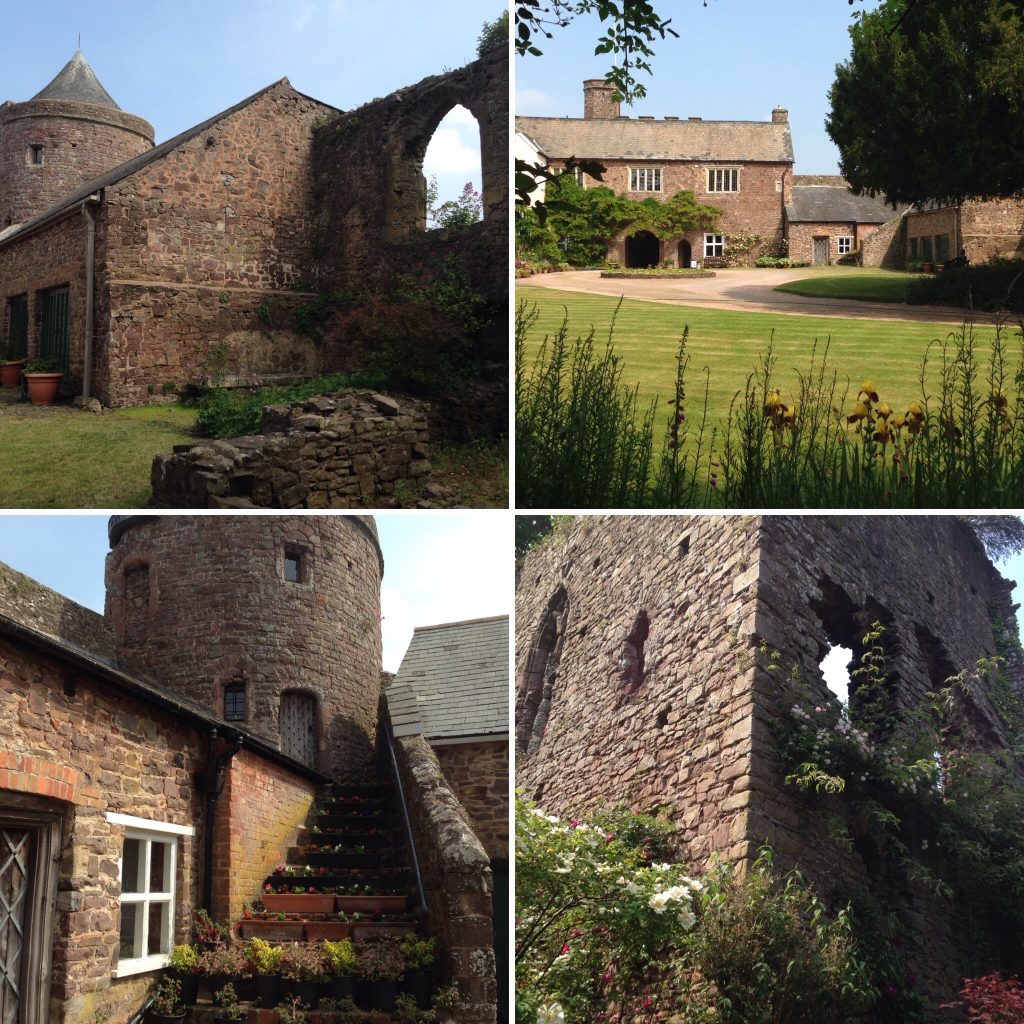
264,886,335,915
322,938,357,1000
212,982,246,1023
167,943,201,1005
0,344,26,388
336,892,407,915
199,944,245,997
148,975,186,1023
277,997,310,1024
305,913,353,942
246,936,283,1008
356,939,405,1013
22,357,62,406
280,941,326,1009
432,983,459,1024
400,935,436,1008
193,908,230,949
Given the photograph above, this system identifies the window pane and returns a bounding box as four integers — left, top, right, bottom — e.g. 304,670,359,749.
149,841,171,894
148,901,169,955
119,903,141,959
122,838,143,893
284,556,300,582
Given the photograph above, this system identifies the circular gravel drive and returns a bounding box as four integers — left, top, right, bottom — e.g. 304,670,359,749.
519,268,982,325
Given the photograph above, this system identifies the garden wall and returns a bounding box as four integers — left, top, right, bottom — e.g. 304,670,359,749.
149,390,430,508
434,740,509,861
394,735,496,1024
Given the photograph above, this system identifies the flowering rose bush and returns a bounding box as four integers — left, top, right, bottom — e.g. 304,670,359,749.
515,795,697,1024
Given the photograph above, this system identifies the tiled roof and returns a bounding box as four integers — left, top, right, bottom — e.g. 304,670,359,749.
32,50,121,109
787,185,895,224
515,115,794,163
387,616,508,742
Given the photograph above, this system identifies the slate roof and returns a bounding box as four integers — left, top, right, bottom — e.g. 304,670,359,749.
0,78,339,250
387,616,508,742
515,115,794,163
787,185,895,224
32,50,122,109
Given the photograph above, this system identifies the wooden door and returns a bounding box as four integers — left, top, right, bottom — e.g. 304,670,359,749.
813,237,829,265
280,692,317,767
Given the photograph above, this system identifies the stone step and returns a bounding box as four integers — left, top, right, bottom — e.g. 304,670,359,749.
315,813,399,830
188,1002,397,1023
328,781,394,798
300,829,396,847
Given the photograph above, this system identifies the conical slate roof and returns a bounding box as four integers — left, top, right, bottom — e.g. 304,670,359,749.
32,50,121,109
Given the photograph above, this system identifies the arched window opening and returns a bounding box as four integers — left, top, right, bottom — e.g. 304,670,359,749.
423,104,482,231
819,644,854,706
618,610,650,694
123,564,150,647
516,587,569,754
280,690,317,767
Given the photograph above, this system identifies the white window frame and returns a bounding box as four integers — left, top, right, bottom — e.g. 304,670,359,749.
629,167,662,192
837,236,854,255
704,233,725,258
707,168,739,193
107,813,193,978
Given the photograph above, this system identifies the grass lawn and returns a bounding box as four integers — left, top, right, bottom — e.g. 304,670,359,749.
430,439,509,507
774,268,923,304
0,403,198,508
517,285,1001,431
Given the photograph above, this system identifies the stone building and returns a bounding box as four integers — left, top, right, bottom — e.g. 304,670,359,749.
904,197,1024,266
516,515,1024,1009
0,515,501,1024
0,47,507,406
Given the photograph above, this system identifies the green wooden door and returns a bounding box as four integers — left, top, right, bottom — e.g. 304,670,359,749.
7,297,27,359
39,287,69,373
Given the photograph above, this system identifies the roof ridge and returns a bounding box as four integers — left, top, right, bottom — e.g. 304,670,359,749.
412,614,509,632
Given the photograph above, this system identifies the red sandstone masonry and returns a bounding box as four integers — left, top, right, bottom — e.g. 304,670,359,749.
434,740,509,861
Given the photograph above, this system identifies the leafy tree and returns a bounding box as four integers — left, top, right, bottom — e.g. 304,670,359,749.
432,182,482,230
477,10,509,55
960,515,1024,562
828,0,1024,203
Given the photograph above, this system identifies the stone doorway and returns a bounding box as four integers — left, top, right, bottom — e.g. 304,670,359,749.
813,236,829,265
625,231,659,268
677,239,692,268
280,692,317,767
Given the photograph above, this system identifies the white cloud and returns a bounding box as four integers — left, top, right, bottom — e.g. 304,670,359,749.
424,125,481,176
516,86,556,113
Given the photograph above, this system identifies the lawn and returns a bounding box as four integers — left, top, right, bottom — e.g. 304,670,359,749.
774,268,923,303
516,285,1000,431
0,403,198,508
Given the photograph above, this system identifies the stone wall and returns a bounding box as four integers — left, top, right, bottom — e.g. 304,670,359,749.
860,207,907,268
0,562,113,656
434,740,509,861
395,735,496,1024
0,99,153,227
516,515,763,867
786,220,857,264
961,197,1024,263
905,207,958,264
149,391,431,509
0,630,204,1024
105,515,384,783
212,749,317,922
516,514,1024,1011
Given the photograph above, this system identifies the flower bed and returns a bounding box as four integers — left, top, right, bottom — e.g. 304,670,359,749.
600,268,716,279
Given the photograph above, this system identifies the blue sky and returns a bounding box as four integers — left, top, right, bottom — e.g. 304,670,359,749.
0,0,496,206
515,0,883,174
0,513,510,672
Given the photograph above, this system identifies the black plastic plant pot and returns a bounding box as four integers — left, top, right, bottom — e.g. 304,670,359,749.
205,973,230,997
148,1014,185,1024
234,975,256,1001
291,979,321,1008
255,973,281,1009
329,974,356,999
359,979,399,1012
175,972,200,1005
403,971,435,1009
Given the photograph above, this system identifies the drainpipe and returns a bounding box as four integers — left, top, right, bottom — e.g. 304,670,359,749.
197,728,244,913
780,168,789,252
79,193,99,403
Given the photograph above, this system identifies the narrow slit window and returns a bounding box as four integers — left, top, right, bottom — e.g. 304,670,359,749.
224,683,246,722
28,144,44,165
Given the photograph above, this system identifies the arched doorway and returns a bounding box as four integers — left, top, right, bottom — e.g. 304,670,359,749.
677,239,692,268
625,230,659,268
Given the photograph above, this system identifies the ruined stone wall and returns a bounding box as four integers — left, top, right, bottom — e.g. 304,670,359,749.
434,740,509,861
860,208,907,268
0,99,153,227
961,197,1024,263
312,46,507,290
0,563,113,656
515,515,764,867
0,631,204,1024
212,749,317,923
395,735,496,1024
104,515,384,782
93,82,336,406
149,391,431,509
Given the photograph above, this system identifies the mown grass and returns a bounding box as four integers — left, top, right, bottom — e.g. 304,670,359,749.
516,285,1001,430
0,404,198,508
775,271,923,304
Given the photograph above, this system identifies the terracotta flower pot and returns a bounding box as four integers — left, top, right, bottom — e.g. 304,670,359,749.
0,359,26,388
25,372,62,406
263,893,335,914
239,919,305,941
304,920,353,941
336,895,407,914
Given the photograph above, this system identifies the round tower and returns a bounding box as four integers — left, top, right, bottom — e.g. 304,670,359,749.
0,50,154,228
104,515,385,782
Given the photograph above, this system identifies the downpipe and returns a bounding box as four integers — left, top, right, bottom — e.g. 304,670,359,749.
79,194,99,403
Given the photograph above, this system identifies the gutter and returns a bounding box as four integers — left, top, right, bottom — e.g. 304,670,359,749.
79,194,99,403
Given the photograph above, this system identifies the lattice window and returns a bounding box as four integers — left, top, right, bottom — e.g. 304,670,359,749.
629,167,662,192
224,683,246,722
707,168,739,192
0,827,31,1024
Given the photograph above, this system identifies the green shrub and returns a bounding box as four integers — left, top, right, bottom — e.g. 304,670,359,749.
906,259,1024,311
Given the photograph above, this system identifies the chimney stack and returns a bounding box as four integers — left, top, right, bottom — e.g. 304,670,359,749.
583,79,620,119
772,106,789,124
